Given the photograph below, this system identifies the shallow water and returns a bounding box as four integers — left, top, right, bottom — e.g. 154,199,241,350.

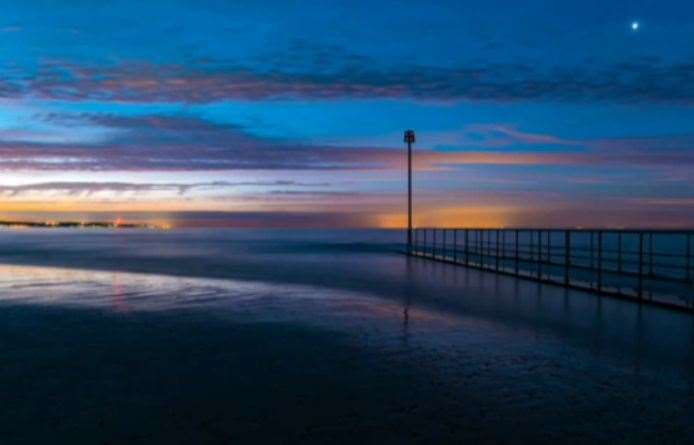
0,229,693,443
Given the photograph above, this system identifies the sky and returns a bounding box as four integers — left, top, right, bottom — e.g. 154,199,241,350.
0,0,693,228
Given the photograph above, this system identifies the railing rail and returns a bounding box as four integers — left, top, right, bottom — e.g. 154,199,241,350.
409,228,694,311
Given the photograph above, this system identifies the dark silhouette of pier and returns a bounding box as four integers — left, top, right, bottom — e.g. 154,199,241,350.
407,228,694,311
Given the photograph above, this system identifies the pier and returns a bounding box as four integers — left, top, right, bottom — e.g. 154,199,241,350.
402,130,694,312
408,228,694,311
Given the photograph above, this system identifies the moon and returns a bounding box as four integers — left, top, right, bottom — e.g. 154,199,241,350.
631,21,640,31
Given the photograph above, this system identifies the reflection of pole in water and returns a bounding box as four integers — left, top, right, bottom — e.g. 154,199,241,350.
112,273,130,313
591,296,604,357
403,298,410,342
632,305,645,375
402,256,414,346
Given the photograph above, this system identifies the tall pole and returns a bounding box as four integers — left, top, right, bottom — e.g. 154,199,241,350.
404,130,416,252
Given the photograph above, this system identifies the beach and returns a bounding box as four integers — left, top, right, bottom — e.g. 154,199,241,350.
0,229,693,443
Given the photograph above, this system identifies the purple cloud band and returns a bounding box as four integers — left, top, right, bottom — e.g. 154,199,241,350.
0,114,692,173
0,180,331,197
2,57,694,104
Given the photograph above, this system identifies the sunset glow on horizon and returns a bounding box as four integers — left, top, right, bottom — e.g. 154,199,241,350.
0,1,693,228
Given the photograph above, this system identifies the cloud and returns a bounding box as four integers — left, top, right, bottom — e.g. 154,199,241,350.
463,125,577,147
424,124,579,151
0,80,23,98
1,114,377,171
3,55,694,105
0,180,332,198
267,190,362,196
1,114,692,173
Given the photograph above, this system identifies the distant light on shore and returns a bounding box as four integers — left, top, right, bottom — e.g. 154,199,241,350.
0,220,169,230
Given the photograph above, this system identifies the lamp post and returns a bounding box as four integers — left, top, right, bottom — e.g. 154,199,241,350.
404,129,416,252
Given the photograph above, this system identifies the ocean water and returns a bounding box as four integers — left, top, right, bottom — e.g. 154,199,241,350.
0,229,693,443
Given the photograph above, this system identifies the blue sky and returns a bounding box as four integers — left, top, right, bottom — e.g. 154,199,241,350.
0,0,692,227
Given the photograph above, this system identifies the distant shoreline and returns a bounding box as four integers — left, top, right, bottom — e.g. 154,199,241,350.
0,220,160,229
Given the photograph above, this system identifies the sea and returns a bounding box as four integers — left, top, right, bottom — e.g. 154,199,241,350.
0,228,693,443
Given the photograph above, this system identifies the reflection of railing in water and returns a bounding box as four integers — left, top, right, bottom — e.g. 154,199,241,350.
409,228,694,312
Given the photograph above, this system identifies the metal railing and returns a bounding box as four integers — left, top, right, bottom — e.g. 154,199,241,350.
409,228,694,311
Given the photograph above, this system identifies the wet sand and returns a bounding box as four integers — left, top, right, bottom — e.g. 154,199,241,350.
0,230,693,443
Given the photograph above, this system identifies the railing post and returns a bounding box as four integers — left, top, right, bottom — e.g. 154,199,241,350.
438,228,442,259
590,231,594,270
539,230,544,263
484,230,493,269
638,232,644,299
564,230,571,286
424,229,428,257
437,229,446,260
617,232,623,273
480,230,485,269
422,229,429,256
597,230,603,292
687,233,691,283
453,229,458,263
438,229,442,260
547,231,552,265
649,233,654,277
495,229,500,271
533,229,536,261
433,229,437,259
465,229,470,266
515,229,520,275
477,230,481,265
486,229,491,268
487,230,491,268
430,228,434,258
501,230,506,271
537,230,542,280
433,228,436,258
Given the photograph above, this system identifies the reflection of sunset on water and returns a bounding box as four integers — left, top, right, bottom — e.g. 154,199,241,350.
0,263,464,332
111,274,130,313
